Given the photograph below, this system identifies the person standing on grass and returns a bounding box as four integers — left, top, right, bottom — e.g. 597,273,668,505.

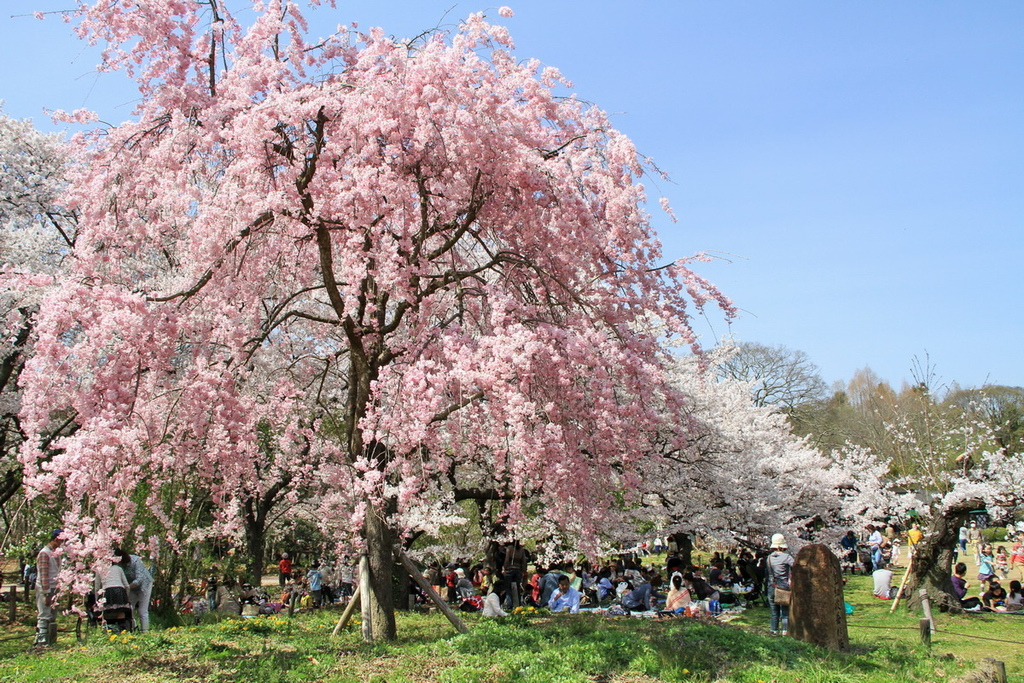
278,552,292,587
120,550,154,632
307,563,324,608
994,546,1009,579
968,522,982,563
501,541,527,610
1011,538,1024,578
866,525,884,571
766,533,794,636
34,529,64,646
978,545,997,586
906,523,923,558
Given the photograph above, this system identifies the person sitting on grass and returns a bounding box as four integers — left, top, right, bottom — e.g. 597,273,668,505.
1006,580,1023,612
708,560,733,586
951,562,981,610
216,577,242,615
482,579,508,617
981,580,1008,611
839,531,859,571
663,572,691,614
683,571,719,603
595,568,615,603
872,566,894,599
622,575,662,612
548,575,582,613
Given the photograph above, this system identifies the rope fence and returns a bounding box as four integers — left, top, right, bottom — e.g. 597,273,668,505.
848,622,1024,647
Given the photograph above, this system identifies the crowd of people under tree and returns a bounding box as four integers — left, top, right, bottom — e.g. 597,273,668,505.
21,518,1024,645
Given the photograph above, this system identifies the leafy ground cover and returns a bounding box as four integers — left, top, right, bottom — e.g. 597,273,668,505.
0,574,1020,682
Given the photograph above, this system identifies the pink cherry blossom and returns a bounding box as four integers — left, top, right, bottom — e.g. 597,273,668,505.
19,1,736,638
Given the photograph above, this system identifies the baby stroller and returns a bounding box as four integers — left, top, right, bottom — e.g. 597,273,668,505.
91,586,134,633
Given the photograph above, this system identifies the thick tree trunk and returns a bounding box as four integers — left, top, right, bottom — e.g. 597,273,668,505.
671,533,694,568
363,502,397,641
242,471,293,586
905,499,983,612
244,515,267,587
151,547,178,619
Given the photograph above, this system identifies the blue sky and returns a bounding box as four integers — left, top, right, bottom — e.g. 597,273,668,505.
2,1,1022,391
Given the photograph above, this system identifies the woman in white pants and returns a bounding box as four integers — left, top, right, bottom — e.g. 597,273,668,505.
120,552,154,632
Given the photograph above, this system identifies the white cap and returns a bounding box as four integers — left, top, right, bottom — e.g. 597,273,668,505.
770,533,788,549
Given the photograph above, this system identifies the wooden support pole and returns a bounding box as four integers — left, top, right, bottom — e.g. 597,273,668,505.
359,553,372,642
890,558,913,613
395,548,468,635
8,586,16,621
331,586,361,636
919,618,931,648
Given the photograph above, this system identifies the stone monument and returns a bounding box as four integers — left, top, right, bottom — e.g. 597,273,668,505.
789,543,849,651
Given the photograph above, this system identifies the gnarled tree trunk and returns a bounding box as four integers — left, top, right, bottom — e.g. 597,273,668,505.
904,499,983,612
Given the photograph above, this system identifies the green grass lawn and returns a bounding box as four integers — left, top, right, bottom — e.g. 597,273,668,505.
0,572,1020,682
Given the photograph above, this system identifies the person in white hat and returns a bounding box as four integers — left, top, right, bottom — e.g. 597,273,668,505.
767,533,795,636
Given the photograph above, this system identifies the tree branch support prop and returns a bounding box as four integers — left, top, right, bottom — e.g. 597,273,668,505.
331,586,361,636
890,556,913,613
395,547,468,635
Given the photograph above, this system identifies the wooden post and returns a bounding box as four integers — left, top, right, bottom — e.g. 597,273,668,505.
359,553,372,642
395,548,468,635
889,558,912,613
979,658,1007,683
8,586,16,621
331,586,361,636
919,618,931,648
918,588,935,634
